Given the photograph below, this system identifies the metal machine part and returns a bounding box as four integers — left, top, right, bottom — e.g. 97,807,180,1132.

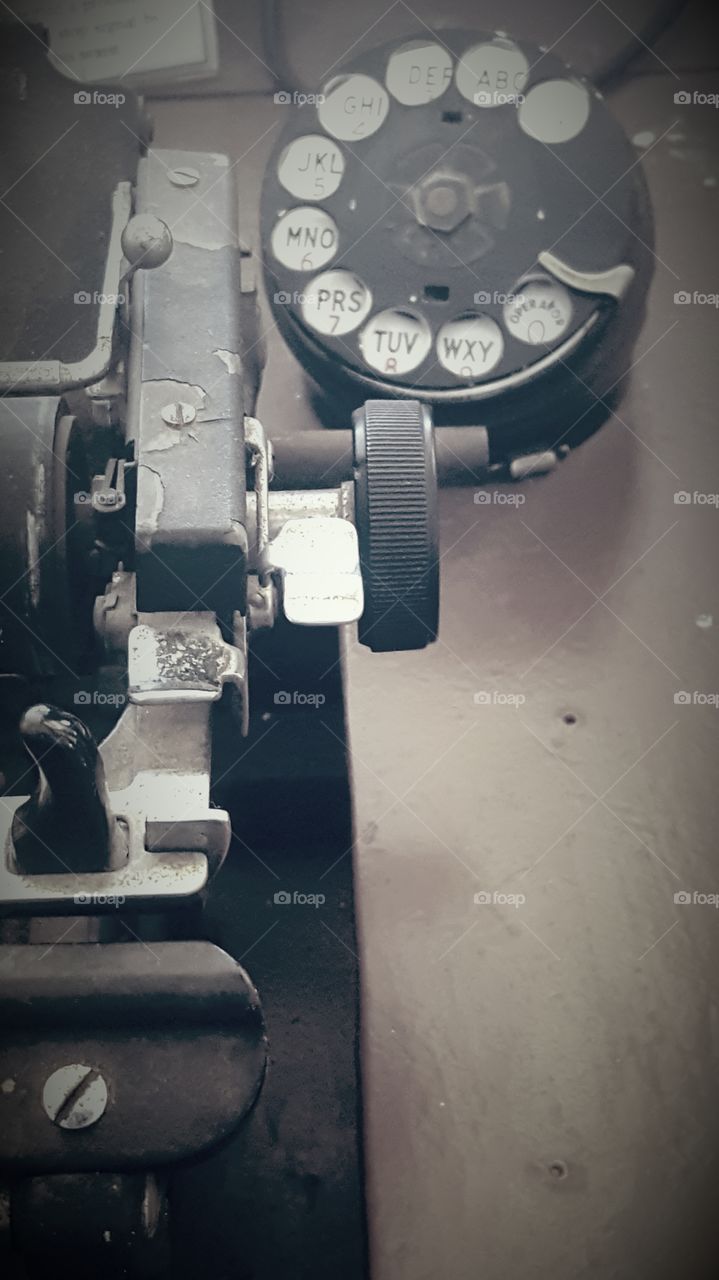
261,29,654,456
0,941,266,1171
10,705,123,876
353,401,439,652
8,1172,170,1279
0,939,265,1277
0,399,96,678
0,697,219,913
129,148,249,627
0,32,442,1273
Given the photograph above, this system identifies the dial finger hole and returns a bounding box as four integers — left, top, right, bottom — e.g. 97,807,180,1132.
503,279,574,345
301,269,373,335
386,40,454,106
436,314,504,379
518,79,592,144
318,74,390,141
271,207,339,272
455,39,529,108
277,134,346,201
359,309,433,376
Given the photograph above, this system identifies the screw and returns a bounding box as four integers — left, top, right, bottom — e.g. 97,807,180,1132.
425,185,459,219
161,402,196,428
168,166,200,188
42,1064,108,1130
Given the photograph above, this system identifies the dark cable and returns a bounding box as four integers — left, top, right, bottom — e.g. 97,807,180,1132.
260,0,308,95
591,0,689,91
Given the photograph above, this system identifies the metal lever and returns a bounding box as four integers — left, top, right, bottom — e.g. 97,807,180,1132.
266,517,365,626
9,705,123,875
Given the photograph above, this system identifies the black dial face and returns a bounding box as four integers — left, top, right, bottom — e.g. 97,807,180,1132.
262,30,653,401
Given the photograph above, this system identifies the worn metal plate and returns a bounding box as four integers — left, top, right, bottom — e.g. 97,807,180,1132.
130,149,248,624
0,941,266,1172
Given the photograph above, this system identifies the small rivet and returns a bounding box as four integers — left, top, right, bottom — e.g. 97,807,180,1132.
161,402,196,428
120,214,173,269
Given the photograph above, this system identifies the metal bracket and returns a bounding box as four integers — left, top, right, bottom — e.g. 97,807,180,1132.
128,615,245,705
0,617,241,912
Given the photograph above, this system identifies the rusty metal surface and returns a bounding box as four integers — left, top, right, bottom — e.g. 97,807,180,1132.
151,18,718,1280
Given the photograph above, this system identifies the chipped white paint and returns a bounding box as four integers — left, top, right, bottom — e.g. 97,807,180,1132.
214,349,242,376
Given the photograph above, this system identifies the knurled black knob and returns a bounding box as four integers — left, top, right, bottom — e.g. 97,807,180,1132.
353,400,439,653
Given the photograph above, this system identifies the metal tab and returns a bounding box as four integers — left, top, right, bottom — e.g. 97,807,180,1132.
268,517,364,626
128,616,245,705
